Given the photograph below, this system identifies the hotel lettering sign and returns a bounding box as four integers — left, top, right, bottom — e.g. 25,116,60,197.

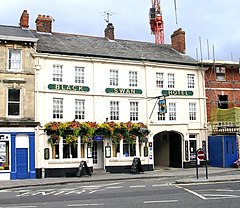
162,90,193,96
105,88,143,94
48,84,90,92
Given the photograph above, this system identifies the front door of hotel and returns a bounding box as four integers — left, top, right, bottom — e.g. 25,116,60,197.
92,141,103,169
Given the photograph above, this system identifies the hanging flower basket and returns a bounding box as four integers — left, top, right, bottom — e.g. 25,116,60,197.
48,133,60,144
44,121,150,145
65,135,78,144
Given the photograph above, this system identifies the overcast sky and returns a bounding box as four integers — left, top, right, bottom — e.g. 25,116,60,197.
1,0,240,61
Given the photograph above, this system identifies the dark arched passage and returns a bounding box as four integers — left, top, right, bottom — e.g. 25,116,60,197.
153,131,182,168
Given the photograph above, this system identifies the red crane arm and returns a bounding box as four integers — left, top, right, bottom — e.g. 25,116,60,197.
149,0,164,44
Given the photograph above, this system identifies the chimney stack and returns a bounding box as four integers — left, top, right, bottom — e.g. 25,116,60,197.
19,10,29,29
104,23,115,40
171,28,186,54
35,14,52,33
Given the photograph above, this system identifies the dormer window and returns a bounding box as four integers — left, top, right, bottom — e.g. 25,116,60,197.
8,49,21,71
215,66,226,81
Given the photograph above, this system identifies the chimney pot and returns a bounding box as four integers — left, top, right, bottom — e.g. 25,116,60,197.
19,10,29,29
104,23,115,40
171,28,186,54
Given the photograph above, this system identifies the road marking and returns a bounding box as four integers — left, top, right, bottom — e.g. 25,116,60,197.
68,203,104,207
144,200,178,204
80,186,100,189
0,206,37,208
152,182,172,187
176,185,207,200
130,185,146,188
203,194,240,200
105,186,122,189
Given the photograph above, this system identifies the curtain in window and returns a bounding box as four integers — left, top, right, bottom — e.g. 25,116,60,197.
9,50,21,70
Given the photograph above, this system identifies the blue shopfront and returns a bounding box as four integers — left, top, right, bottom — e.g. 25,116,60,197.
0,128,36,180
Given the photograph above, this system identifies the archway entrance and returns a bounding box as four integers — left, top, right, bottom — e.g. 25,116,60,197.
153,131,182,168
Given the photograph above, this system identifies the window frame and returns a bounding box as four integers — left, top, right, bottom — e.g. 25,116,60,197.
75,99,85,120
169,102,176,121
53,98,63,119
158,112,165,121
110,101,119,121
130,101,139,121
187,74,195,89
8,48,22,71
167,73,175,88
52,64,63,82
156,72,164,88
123,140,136,157
75,66,84,84
189,102,197,121
7,88,21,117
129,71,138,87
110,69,118,86
215,66,226,81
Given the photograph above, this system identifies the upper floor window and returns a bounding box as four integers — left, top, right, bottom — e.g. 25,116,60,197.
75,67,84,84
158,112,165,121
75,99,85,120
189,102,196,121
218,95,228,109
129,71,138,87
187,74,195,88
169,102,176,121
8,89,20,116
110,101,119,120
8,49,21,71
110,69,118,86
53,98,63,119
215,67,226,81
156,72,164,88
53,65,63,82
168,73,175,88
130,101,138,121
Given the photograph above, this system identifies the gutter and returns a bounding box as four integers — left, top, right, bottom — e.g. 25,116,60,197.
0,35,38,42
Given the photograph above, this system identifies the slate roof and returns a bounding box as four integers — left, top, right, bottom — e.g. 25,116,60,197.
0,25,37,41
0,25,197,65
33,31,197,65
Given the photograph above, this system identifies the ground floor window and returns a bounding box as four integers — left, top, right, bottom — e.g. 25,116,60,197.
63,138,78,159
51,137,83,159
0,141,9,170
52,144,59,159
123,139,136,157
112,143,120,157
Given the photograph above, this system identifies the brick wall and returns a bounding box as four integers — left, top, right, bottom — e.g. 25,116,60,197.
205,65,240,121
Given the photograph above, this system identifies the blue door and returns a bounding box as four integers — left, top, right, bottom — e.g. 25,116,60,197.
16,148,28,179
224,135,237,168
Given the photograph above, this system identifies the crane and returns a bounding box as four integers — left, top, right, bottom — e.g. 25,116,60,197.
149,0,177,45
149,0,164,44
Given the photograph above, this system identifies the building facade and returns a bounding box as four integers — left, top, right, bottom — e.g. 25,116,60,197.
30,13,207,178
1,10,208,179
0,10,39,180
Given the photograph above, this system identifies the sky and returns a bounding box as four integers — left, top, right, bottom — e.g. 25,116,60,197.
1,0,240,62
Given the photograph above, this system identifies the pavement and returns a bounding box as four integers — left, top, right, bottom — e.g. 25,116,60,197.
1,167,240,190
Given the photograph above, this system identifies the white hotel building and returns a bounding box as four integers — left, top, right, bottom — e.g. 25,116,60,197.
31,15,207,177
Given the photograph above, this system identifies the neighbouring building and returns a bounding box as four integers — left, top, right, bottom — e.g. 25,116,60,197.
0,10,39,180
204,60,240,167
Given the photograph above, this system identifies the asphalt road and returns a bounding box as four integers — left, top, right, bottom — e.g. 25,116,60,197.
0,178,240,208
